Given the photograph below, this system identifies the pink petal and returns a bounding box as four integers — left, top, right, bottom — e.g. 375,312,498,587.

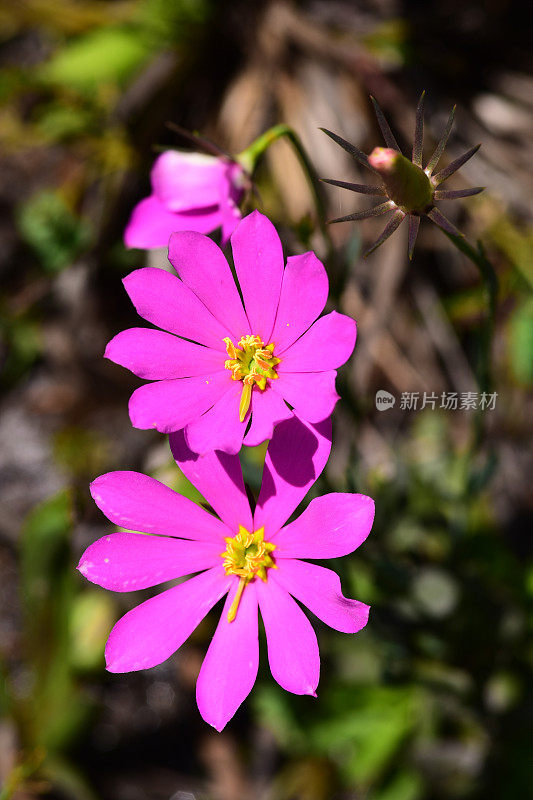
272,560,370,633
123,195,179,249
219,170,243,244
196,578,259,731
170,429,253,533
78,532,221,591
185,381,247,456
123,268,230,351
151,151,227,212
279,312,357,368
254,415,332,537
273,370,339,423
256,578,319,696
129,371,230,434
272,493,375,558
243,387,293,447
105,566,231,673
124,195,224,249
230,211,284,342
270,252,329,352
105,328,223,380
225,162,246,204
220,198,242,245
90,471,229,542
168,231,250,340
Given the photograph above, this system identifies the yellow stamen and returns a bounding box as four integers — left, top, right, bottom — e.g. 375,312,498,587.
221,525,276,622
255,355,273,370
227,578,246,623
224,334,281,420
239,382,252,422
223,337,238,360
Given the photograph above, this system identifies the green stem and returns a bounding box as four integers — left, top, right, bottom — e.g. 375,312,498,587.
238,124,334,254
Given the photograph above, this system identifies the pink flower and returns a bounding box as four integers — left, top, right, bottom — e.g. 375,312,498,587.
124,150,246,248
106,210,357,455
78,416,373,731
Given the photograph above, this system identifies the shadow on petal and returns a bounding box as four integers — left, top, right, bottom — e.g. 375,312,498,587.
170,429,244,496
266,417,320,491
254,414,333,535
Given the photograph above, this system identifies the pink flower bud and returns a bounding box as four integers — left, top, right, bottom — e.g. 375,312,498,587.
369,147,434,213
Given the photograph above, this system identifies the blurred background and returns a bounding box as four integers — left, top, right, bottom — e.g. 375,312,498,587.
1,0,532,798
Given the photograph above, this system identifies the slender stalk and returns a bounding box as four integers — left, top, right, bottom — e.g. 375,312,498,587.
238,124,334,254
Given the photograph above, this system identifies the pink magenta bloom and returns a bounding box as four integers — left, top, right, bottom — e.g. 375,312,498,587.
124,150,245,248
78,416,374,731
106,210,357,455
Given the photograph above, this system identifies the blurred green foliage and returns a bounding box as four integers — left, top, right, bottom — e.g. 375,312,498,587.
53,427,111,479
243,410,533,800
17,191,91,273
509,298,533,385
42,26,153,90
486,212,533,387
20,491,89,751
362,19,411,68
446,208,533,390
0,314,43,386
1,490,115,798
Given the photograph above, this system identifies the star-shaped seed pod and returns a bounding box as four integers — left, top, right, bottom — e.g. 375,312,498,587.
321,93,484,259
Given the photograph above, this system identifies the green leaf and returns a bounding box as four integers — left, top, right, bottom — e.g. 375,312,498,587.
138,0,211,46
36,104,93,142
69,590,115,671
309,686,423,783
253,685,306,750
20,490,92,751
42,26,152,90
20,489,73,626
17,191,90,273
509,297,533,385
0,316,42,387
371,770,423,800
488,216,533,290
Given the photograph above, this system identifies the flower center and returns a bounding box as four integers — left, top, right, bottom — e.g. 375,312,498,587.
221,525,276,622
224,335,280,422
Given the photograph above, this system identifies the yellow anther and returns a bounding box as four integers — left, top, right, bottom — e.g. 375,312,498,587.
223,337,238,360
223,334,281,420
255,355,273,370
221,526,276,622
